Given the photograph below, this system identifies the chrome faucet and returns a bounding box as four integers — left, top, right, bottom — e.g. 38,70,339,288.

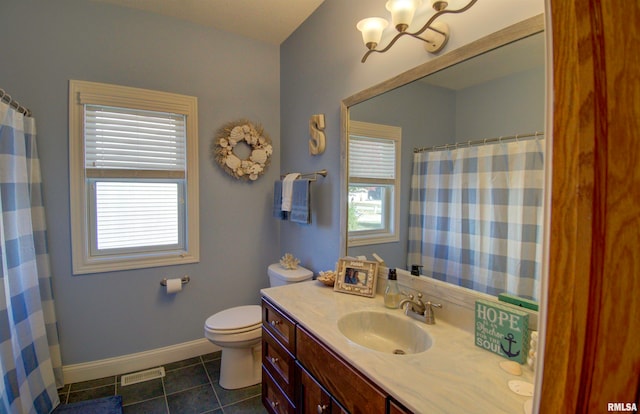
398,292,442,325
398,292,425,314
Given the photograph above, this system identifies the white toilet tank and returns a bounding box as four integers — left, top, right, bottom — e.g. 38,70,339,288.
268,263,313,287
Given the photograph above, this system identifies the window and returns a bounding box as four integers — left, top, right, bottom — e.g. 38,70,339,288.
69,80,199,274
348,120,401,247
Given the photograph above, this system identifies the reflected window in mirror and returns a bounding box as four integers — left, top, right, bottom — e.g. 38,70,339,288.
348,121,401,247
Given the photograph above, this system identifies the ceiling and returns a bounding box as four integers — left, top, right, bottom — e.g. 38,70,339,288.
90,0,325,45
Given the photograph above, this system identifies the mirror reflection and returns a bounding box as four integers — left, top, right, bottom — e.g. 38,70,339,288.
345,27,545,302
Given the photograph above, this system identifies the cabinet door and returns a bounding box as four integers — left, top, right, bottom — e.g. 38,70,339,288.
298,363,348,414
297,326,386,414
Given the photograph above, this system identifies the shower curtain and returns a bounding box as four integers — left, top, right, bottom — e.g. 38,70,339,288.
0,102,61,413
407,138,544,301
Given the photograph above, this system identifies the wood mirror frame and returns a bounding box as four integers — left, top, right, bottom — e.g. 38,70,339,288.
541,1,639,411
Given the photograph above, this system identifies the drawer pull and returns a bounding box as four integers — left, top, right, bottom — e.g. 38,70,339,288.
271,401,279,409
317,404,329,413
270,356,279,364
270,319,281,326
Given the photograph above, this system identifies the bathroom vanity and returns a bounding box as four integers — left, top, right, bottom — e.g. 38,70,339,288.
262,298,395,413
260,280,534,413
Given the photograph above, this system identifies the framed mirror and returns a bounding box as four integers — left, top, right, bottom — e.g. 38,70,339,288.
341,14,546,302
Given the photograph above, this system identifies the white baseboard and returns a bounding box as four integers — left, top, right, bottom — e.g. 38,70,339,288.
62,338,220,385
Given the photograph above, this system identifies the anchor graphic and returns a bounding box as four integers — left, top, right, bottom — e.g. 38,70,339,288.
500,333,520,358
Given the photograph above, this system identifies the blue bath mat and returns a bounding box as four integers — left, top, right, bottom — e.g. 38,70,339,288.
53,396,123,414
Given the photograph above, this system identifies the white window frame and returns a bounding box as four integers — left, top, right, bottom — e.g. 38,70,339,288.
69,80,199,274
348,120,401,247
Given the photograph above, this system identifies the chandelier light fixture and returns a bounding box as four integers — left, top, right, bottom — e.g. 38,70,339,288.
356,0,478,63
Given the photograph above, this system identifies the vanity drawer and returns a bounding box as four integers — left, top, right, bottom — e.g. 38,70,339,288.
262,367,295,414
262,299,296,354
296,325,386,414
262,326,296,398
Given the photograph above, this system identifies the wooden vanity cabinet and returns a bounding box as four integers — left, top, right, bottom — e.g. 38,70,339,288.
261,298,413,414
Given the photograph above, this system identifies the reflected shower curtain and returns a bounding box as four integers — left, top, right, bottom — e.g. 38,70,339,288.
407,138,544,301
0,102,61,413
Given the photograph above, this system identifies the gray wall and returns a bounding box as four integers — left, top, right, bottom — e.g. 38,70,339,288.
455,67,545,139
0,0,280,364
280,0,545,273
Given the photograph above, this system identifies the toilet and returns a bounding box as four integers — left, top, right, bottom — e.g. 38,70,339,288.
204,264,313,389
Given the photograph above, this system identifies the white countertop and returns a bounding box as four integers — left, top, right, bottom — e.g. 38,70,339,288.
261,280,534,414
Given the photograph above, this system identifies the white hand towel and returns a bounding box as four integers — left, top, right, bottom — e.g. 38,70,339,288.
281,173,300,212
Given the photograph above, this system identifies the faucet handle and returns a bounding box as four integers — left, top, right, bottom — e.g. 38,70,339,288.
401,291,414,300
424,301,442,325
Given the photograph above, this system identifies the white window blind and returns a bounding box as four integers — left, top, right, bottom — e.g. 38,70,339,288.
349,136,396,180
84,104,187,254
85,105,186,175
94,181,181,251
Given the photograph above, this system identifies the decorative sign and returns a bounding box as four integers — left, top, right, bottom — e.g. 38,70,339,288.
308,114,326,155
475,299,529,364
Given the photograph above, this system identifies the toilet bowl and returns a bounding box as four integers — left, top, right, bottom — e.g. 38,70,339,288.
204,305,262,390
204,264,313,389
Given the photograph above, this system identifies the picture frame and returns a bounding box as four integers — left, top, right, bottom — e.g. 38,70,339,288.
334,258,379,298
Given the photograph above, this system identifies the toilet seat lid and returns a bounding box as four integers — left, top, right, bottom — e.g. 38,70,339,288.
205,305,262,331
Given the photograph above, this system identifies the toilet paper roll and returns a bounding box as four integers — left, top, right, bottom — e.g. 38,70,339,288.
165,278,182,294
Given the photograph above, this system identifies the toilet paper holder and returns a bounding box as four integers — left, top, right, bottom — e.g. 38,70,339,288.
160,275,190,286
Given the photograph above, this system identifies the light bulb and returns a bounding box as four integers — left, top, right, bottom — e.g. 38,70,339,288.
385,0,422,32
356,17,389,49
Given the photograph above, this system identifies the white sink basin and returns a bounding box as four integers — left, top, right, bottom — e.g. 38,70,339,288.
337,310,433,355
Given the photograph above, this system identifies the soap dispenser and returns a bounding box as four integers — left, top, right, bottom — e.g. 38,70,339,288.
384,268,400,308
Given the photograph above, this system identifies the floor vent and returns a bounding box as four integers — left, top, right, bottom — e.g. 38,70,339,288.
120,367,165,387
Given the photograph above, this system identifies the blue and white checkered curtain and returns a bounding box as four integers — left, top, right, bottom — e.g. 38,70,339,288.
0,102,62,413
407,138,544,301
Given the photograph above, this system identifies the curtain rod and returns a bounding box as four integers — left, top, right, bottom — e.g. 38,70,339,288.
0,88,32,117
413,131,544,153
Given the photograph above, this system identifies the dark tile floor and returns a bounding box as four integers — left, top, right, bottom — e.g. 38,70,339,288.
56,352,268,413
